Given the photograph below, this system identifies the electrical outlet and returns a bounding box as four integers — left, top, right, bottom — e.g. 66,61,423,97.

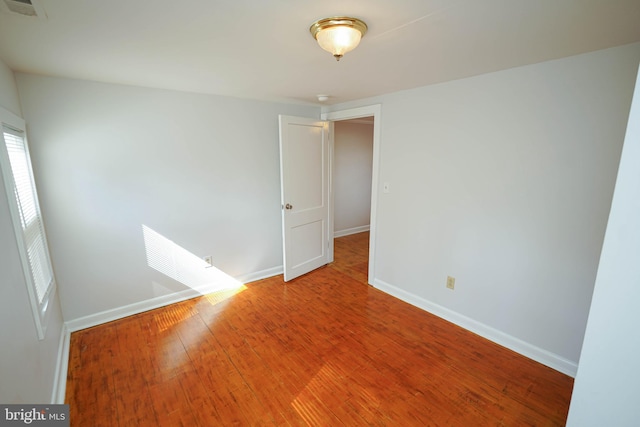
204,255,213,266
446,276,455,290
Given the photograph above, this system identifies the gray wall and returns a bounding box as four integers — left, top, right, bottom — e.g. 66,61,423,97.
566,54,640,427
325,43,640,371
16,74,319,321
0,58,64,403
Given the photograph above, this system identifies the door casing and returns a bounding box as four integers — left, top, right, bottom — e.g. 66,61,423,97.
322,104,382,285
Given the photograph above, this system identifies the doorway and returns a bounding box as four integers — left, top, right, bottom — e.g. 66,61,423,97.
331,117,373,284
323,104,381,286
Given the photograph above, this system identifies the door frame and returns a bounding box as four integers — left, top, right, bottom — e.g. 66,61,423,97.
322,104,381,285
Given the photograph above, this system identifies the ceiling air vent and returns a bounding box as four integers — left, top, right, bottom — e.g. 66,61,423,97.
1,0,46,18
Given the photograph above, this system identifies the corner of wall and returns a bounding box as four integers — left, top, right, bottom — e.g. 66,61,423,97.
51,324,71,404
0,60,23,117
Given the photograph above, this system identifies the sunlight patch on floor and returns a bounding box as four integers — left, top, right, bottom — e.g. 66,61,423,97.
153,302,197,332
203,286,247,306
291,360,353,425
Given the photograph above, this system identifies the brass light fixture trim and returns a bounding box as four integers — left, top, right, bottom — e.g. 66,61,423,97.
310,16,368,61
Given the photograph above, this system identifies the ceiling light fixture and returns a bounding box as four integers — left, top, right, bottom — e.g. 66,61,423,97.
310,17,368,61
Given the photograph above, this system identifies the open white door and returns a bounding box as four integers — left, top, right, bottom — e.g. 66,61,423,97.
279,115,331,281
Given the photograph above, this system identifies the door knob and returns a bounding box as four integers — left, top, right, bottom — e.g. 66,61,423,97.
285,203,293,210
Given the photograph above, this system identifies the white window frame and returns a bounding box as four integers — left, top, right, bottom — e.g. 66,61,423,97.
0,107,56,340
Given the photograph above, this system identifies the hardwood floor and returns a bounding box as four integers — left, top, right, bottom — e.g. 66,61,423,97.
66,231,574,426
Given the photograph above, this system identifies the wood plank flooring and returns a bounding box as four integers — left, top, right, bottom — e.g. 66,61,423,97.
66,231,574,426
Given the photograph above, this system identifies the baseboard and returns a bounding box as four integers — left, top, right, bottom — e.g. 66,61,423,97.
51,323,70,404
334,225,370,238
373,278,578,377
65,265,284,333
236,265,283,284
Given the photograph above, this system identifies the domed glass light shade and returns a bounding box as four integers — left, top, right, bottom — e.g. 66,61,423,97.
310,17,368,61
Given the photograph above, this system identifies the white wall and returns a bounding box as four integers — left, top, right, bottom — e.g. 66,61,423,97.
0,59,64,403
324,43,640,371
566,59,640,426
16,73,319,322
334,120,373,236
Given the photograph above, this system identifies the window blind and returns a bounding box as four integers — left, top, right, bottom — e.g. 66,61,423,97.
2,125,54,334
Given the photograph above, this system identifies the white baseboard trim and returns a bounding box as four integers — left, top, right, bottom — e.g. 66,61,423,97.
236,265,283,284
334,225,370,238
65,287,210,332
51,323,70,404
65,266,284,333
373,278,578,377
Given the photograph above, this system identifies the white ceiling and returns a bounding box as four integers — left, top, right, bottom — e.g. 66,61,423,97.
1,0,639,105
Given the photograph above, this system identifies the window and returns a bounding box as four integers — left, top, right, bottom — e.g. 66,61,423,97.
0,108,56,339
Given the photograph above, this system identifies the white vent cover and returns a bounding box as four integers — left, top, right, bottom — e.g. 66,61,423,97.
1,0,46,18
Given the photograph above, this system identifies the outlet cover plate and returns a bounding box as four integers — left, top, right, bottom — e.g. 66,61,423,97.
446,276,455,290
